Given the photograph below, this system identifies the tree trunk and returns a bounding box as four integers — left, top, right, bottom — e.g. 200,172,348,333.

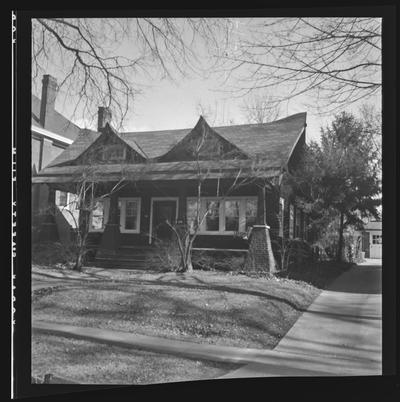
336,212,345,262
73,209,90,271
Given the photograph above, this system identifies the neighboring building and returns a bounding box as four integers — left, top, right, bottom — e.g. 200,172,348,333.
33,108,308,270
32,74,81,242
361,219,382,259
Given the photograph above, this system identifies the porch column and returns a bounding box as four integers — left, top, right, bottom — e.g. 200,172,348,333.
245,185,277,273
38,186,59,242
97,192,120,256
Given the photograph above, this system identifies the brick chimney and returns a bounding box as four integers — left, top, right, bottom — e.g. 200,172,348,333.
40,74,58,128
97,107,112,131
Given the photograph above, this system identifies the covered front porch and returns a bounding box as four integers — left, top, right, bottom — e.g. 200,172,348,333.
41,177,280,271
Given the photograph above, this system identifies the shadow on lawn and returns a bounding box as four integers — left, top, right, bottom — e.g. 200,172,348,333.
35,285,293,348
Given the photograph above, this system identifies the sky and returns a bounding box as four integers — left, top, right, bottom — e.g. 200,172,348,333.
32,17,381,144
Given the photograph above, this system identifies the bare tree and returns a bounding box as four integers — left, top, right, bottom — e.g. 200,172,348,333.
32,18,232,129
160,126,276,273
220,17,381,114
241,93,281,123
358,103,382,171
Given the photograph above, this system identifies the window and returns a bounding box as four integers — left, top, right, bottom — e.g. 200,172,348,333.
289,204,294,239
372,234,382,244
187,199,199,233
245,199,257,231
101,145,126,162
186,197,258,234
295,208,301,238
119,198,141,233
303,214,308,240
89,198,110,232
55,191,68,207
205,200,220,231
225,200,240,231
279,198,285,237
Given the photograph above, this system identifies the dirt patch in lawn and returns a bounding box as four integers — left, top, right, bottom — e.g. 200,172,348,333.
32,269,320,349
32,333,238,384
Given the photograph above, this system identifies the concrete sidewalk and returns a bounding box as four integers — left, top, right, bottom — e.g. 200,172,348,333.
32,320,377,377
221,264,382,378
32,262,382,378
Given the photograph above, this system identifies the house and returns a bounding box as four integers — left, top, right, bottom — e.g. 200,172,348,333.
32,107,309,271
32,74,82,242
361,219,382,259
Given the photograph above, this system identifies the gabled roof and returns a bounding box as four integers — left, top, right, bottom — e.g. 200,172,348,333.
31,94,82,141
44,112,306,170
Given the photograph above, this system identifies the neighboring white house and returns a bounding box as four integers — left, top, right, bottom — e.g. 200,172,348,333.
32,74,81,243
362,219,382,259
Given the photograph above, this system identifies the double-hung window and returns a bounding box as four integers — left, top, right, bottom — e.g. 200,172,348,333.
279,198,285,237
289,204,294,239
89,198,110,232
295,208,302,238
186,197,258,234
119,198,141,233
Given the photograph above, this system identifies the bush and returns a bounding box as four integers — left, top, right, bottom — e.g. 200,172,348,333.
148,239,182,272
32,241,77,269
192,250,246,272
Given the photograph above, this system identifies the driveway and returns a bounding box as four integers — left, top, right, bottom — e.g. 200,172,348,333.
221,262,382,377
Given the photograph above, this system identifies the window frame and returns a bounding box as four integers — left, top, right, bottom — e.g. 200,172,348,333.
89,197,110,233
119,197,141,234
186,196,258,235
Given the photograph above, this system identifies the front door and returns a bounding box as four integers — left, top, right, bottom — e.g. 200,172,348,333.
152,200,177,242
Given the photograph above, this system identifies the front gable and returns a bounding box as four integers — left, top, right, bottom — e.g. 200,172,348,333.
69,124,146,166
158,117,248,163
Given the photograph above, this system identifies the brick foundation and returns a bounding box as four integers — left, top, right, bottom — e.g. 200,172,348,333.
244,225,277,273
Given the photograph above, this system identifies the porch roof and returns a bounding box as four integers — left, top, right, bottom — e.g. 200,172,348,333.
32,159,282,184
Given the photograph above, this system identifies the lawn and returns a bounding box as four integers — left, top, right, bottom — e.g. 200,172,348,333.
32,332,239,384
32,266,320,349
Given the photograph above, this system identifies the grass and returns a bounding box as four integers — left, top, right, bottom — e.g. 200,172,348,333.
32,266,320,349
32,333,238,384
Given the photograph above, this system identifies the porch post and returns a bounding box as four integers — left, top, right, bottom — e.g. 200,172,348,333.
97,192,120,256
245,185,277,273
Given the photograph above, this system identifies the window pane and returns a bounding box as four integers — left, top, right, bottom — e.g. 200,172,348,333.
245,199,257,230
279,198,284,237
289,205,294,238
295,209,301,238
225,200,240,231
205,201,219,231
91,201,104,230
187,199,199,232
56,191,68,207
125,201,138,230
372,235,382,244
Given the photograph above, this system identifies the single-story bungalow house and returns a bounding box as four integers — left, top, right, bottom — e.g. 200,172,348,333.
33,108,309,271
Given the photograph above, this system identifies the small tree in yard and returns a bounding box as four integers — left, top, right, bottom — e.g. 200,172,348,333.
287,111,381,262
59,168,126,272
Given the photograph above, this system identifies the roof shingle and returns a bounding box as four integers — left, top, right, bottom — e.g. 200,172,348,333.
45,112,306,171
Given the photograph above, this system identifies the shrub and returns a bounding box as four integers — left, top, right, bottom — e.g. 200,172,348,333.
192,250,246,272
148,238,182,272
31,241,77,269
